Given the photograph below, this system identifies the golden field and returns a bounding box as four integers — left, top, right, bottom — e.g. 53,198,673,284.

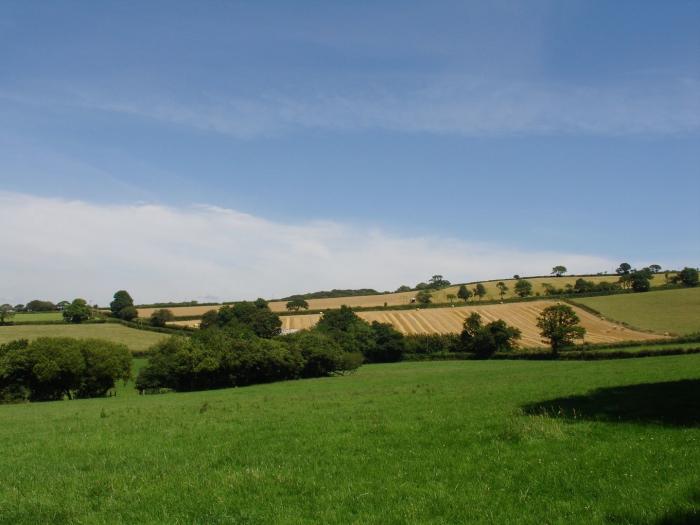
172,300,663,348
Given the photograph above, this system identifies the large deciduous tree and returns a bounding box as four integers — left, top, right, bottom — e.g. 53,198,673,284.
536,304,586,354
514,279,533,298
675,267,699,287
551,266,567,277
62,299,93,323
110,290,137,321
286,298,309,311
457,285,472,302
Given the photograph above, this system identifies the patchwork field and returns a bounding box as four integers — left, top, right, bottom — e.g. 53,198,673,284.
272,300,660,346
11,312,63,322
572,287,700,336
1,355,699,523
0,323,168,353
142,274,675,318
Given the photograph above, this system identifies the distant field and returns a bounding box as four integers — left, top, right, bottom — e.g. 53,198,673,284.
1,355,699,523
0,324,168,353
572,287,700,336
12,312,63,322
143,273,675,318
270,300,660,346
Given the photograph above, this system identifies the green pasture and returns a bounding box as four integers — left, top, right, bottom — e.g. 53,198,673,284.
0,323,168,353
11,312,63,322
572,287,700,335
1,355,699,524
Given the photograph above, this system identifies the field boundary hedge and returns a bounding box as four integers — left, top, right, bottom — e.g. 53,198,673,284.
403,346,700,362
1,319,108,327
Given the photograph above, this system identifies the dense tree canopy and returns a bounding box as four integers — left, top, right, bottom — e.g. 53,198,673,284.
551,266,567,277
286,298,309,312
457,285,472,302
110,291,137,321
536,304,586,354
675,267,699,287
62,298,93,323
514,279,533,298
459,312,521,358
0,337,131,402
150,309,175,327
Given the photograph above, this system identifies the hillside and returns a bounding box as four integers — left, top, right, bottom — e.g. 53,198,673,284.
1,356,699,523
172,300,661,346
572,287,700,335
138,273,675,318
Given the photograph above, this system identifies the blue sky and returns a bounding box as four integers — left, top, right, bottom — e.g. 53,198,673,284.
1,1,699,303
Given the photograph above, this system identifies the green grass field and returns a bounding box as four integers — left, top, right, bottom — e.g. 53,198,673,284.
572,287,700,335
11,312,63,322
1,355,699,524
0,324,168,353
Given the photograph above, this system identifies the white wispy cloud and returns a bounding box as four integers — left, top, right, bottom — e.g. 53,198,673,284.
0,192,618,305
64,75,700,138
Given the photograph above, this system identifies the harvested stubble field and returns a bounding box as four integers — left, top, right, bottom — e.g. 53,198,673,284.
275,300,660,347
141,274,675,318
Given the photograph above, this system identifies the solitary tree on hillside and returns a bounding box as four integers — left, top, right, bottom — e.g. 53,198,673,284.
0,304,14,324
616,263,632,275
551,266,567,277
395,285,412,293
514,279,533,298
496,282,508,301
457,285,472,303
286,298,310,312
473,283,487,301
446,293,457,304
536,304,586,354
110,290,137,320
649,264,662,274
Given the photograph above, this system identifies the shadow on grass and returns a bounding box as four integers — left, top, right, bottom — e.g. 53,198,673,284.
523,379,700,427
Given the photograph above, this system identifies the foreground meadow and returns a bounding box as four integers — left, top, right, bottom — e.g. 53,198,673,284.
1,356,699,524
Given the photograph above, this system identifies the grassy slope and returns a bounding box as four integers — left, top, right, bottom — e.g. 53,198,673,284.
1,356,700,524
572,287,700,335
0,324,168,353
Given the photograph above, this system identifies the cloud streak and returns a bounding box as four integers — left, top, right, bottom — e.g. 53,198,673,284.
65,75,700,138
0,192,618,305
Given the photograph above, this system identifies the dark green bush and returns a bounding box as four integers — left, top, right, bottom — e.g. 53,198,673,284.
136,326,362,394
0,337,131,402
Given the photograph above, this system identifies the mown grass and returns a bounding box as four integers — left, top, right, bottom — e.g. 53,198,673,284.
1,355,699,524
11,312,63,322
572,287,700,335
0,324,168,353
